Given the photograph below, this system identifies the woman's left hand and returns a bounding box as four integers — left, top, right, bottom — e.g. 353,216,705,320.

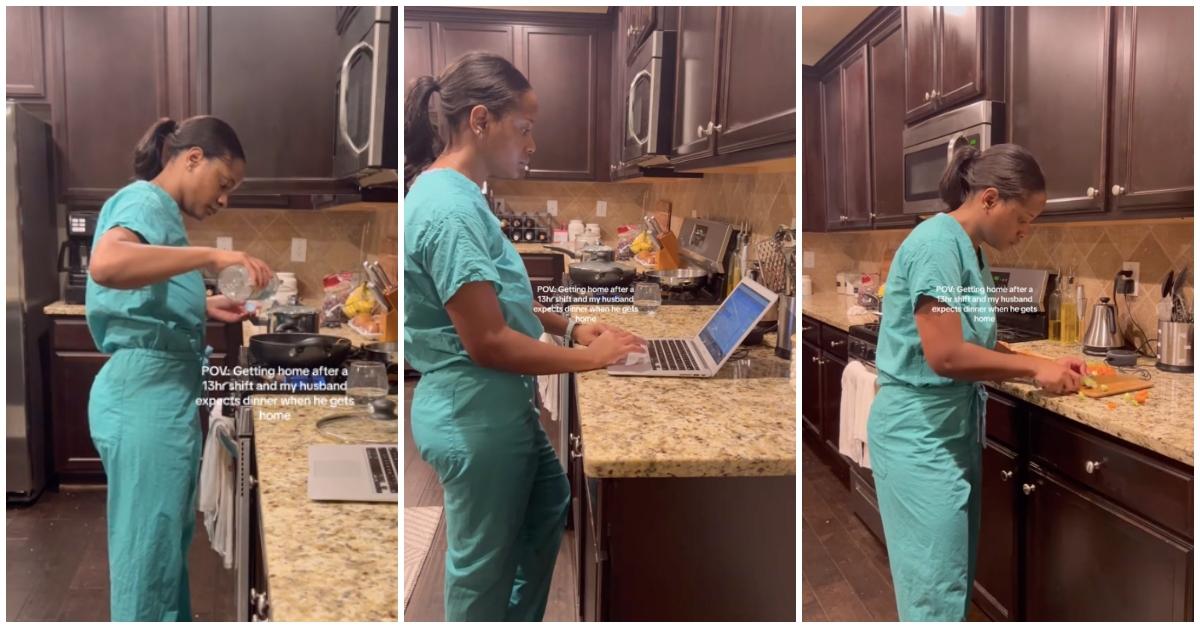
573,322,646,348
206,295,253,323
1055,356,1088,375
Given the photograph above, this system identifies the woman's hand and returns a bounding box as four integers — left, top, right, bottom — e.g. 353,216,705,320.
1055,356,1088,376
206,249,274,289
586,329,646,369
573,322,646,348
206,295,253,323
1033,358,1084,394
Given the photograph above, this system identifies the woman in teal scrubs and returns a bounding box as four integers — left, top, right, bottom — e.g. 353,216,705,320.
868,144,1086,620
86,116,273,621
404,52,645,621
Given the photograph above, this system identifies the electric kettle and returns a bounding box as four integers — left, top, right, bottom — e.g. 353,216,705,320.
1082,297,1124,356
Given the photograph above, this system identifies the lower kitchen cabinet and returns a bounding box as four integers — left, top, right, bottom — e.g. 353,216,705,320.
520,253,565,314
975,439,1020,620
800,316,849,486
48,315,243,484
800,340,820,435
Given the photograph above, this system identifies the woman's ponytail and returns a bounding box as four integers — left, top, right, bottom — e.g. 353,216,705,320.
938,143,1046,210
938,145,982,210
404,76,443,192
133,117,179,180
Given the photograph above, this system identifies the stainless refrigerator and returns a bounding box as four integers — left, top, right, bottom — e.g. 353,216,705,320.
7,102,59,502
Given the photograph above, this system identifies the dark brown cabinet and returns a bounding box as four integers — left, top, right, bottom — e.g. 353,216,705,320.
819,66,845,229
800,318,849,486
403,21,435,92
6,6,48,99
520,253,565,313
902,5,939,121
976,440,1020,621
618,6,656,63
434,21,516,67
820,49,870,230
671,6,721,162
1023,465,1192,621
936,6,985,110
801,68,825,233
902,6,1001,124
868,18,909,227
1108,6,1194,214
819,353,846,456
800,340,819,435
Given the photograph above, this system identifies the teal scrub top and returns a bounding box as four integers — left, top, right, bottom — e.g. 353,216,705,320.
85,180,207,357
404,168,545,419
876,212,997,388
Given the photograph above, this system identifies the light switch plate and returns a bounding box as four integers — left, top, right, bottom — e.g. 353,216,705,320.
291,238,307,263
547,199,558,216
803,251,815,268
596,200,607,217
216,236,232,251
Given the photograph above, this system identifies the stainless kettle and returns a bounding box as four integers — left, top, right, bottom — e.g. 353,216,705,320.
1082,297,1124,356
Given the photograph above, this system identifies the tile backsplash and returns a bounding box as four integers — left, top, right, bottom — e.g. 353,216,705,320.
183,204,398,300
801,218,1194,348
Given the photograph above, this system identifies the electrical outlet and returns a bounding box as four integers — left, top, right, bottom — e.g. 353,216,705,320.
596,200,607,217
803,251,815,268
216,236,232,251
1121,261,1140,296
547,199,558,216
291,238,307,262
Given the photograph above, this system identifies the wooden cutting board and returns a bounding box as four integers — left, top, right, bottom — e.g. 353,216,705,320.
1078,374,1153,398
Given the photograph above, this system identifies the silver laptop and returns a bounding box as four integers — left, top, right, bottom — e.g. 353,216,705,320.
607,277,779,378
308,444,399,502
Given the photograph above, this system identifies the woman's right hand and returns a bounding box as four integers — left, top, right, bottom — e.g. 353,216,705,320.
207,249,274,289
1033,358,1083,394
586,329,646,369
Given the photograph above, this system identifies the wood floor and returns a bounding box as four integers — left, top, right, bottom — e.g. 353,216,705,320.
403,378,579,621
802,438,990,621
6,486,236,621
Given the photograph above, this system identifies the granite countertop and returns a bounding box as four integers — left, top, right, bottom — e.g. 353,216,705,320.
44,300,86,316
799,292,878,330
250,394,399,621
569,303,795,478
513,243,562,255
800,294,1194,467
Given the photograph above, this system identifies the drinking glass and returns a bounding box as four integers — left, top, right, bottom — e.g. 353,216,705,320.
346,361,389,417
633,282,661,315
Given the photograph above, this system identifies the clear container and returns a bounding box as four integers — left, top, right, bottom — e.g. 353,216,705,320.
1047,272,1063,343
218,264,279,303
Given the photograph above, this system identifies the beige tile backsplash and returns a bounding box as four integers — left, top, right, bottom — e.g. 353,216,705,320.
801,218,1195,347
183,204,398,300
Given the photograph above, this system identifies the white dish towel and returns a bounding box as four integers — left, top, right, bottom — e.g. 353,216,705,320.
839,360,877,470
536,333,561,423
198,400,237,569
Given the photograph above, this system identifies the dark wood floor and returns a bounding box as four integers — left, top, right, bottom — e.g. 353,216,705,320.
403,378,578,622
6,485,236,621
802,439,990,622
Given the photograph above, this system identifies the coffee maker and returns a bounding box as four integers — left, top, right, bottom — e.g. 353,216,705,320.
57,210,98,304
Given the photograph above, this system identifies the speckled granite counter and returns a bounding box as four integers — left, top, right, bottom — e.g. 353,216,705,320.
800,299,1195,467
513,243,561,254
570,304,795,478
799,292,878,330
43,300,86,316
251,394,398,621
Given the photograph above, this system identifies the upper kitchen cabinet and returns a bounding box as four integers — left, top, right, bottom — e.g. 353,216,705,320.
868,15,909,228
404,21,435,91
819,46,871,231
7,7,48,100
670,6,796,169
1108,6,1194,214
618,5,657,64
199,7,354,200
1007,7,1111,215
902,6,1003,124
46,7,192,205
801,68,825,233
434,21,516,67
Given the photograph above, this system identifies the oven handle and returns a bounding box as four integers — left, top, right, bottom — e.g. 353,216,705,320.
946,132,967,163
627,69,652,146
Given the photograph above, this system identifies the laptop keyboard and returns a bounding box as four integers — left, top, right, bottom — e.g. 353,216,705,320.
648,339,700,372
366,446,399,494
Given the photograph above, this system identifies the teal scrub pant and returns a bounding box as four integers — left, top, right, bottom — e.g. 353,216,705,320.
867,383,985,621
411,374,571,621
89,349,203,622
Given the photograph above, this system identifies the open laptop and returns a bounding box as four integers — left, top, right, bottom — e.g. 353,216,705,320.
308,444,399,502
607,277,779,378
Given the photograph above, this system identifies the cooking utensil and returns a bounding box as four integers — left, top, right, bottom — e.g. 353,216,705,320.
363,341,398,365
1172,265,1188,322
544,245,639,288
1156,320,1194,373
266,300,321,334
249,333,354,368
646,267,709,290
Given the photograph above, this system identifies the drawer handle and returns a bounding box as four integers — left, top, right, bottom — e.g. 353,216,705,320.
1085,460,1104,474
1022,483,1036,495
802,325,814,332
829,340,845,347
569,434,583,460
811,355,823,364
1001,470,1013,482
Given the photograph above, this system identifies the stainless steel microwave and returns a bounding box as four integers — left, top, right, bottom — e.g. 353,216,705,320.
621,30,676,166
902,101,1004,214
334,6,397,187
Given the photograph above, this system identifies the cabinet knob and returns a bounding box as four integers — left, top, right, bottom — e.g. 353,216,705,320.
829,340,845,348
1022,483,1037,495
1111,184,1126,196
924,91,931,102
627,25,635,36
1001,470,1013,482
1086,186,1099,199
610,164,617,174
869,212,878,220
569,434,583,459
1085,460,1103,474
840,215,848,223
712,123,722,134
698,124,707,138
810,355,822,364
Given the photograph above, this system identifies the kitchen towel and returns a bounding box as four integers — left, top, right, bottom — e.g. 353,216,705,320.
198,400,236,569
839,360,877,469
404,506,442,610
537,333,561,423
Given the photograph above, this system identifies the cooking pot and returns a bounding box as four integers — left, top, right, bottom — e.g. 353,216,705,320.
645,267,709,291
544,245,637,288
266,302,320,334
249,333,354,369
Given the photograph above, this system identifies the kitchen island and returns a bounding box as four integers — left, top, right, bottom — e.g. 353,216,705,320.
564,302,795,621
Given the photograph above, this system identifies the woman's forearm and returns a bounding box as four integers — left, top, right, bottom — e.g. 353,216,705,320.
91,241,215,289
937,342,1039,381
478,327,598,375
535,310,570,337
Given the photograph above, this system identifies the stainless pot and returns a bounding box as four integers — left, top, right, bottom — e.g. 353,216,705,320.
544,245,636,288
266,302,320,334
645,267,709,291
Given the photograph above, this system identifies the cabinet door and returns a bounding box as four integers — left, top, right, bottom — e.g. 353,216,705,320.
403,21,435,91
517,25,598,180
975,441,1020,621
50,353,108,482
819,353,846,453
800,341,820,435
1109,6,1194,214
1008,7,1112,215
819,66,845,229
936,6,984,110
869,17,910,227
716,6,795,155
671,6,720,161
840,46,872,229
1023,466,1192,621
903,5,939,121
205,7,346,197
7,7,47,99
801,70,825,233
434,21,516,69
50,7,191,204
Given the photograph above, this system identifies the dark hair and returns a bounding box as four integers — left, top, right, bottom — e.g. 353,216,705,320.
133,115,246,181
404,52,532,190
938,143,1046,209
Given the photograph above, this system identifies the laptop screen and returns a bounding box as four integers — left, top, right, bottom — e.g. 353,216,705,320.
698,283,773,364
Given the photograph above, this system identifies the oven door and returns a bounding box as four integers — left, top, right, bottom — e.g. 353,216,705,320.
902,123,991,214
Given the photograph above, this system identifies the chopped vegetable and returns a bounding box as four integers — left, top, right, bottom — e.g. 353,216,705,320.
1100,384,1110,392
1106,402,1118,410
1078,391,1087,398
1082,376,1098,388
